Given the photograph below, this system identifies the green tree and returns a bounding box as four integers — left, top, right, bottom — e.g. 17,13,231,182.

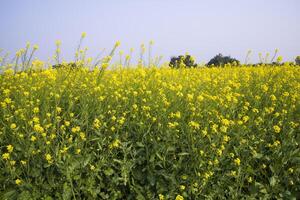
295,56,300,65
169,55,197,68
207,53,240,67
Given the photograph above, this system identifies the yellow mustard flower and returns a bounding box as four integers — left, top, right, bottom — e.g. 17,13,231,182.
7,144,14,153
15,179,22,185
158,194,165,200
273,125,281,133
10,123,17,129
2,153,10,160
175,195,184,200
45,154,52,163
234,158,241,166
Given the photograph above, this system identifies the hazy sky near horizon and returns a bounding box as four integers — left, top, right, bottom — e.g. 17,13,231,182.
0,0,299,64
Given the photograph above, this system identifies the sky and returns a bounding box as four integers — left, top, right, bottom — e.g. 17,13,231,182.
0,0,299,64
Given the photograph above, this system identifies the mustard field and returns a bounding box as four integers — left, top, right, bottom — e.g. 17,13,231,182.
0,64,300,199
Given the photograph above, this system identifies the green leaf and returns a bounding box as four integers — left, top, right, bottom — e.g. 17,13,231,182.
63,183,72,200
253,153,263,159
1,189,18,200
178,152,189,156
270,176,277,187
44,196,54,200
136,142,144,147
82,155,92,167
156,153,164,161
147,173,156,186
136,193,145,200
18,191,32,200
104,168,114,176
167,146,175,152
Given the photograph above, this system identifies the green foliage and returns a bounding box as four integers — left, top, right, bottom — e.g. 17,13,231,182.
52,62,81,69
207,53,240,67
169,55,197,68
295,56,300,65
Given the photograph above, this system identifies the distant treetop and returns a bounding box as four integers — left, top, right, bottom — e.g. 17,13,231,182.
207,53,240,67
169,55,197,68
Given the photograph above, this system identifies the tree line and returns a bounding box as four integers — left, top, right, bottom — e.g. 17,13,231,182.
169,54,300,68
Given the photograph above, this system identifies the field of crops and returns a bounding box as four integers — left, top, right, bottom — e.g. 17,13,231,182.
0,64,300,199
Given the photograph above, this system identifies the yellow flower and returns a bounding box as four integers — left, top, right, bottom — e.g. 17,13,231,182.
15,179,22,185
242,116,249,123
247,177,253,183
273,140,281,147
115,41,121,47
33,107,39,113
276,56,283,63
4,98,12,104
55,40,61,46
33,117,40,123
76,149,81,154
261,84,268,92
45,154,52,163
34,124,44,133
273,125,281,133
168,122,179,129
221,119,230,126
93,118,100,129
21,160,27,165
188,121,200,130
33,44,39,50
180,185,186,190
101,62,109,69
109,139,121,149
223,135,230,143
181,175,188,180
10,160,16,166
50,134,56,140
159,194,165,200
187,93,194,101
2,153,10,160
7,145,14,153
31,135,37,142
60,146,68,154
220,126,228,133
217,149,223,156
80,132,86,140
10,123,17,129
56,107,62,113
252,108,259,113
118,117,126,125
175,195,184,200
3,89,11,95
270,94,277,101
71,126,81,133
283,92,289,97
234,158,241,166
230,170,237,176
81,32,87,38
64,121,70,127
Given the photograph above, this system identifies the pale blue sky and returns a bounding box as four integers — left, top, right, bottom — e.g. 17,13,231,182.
0,0,299,64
